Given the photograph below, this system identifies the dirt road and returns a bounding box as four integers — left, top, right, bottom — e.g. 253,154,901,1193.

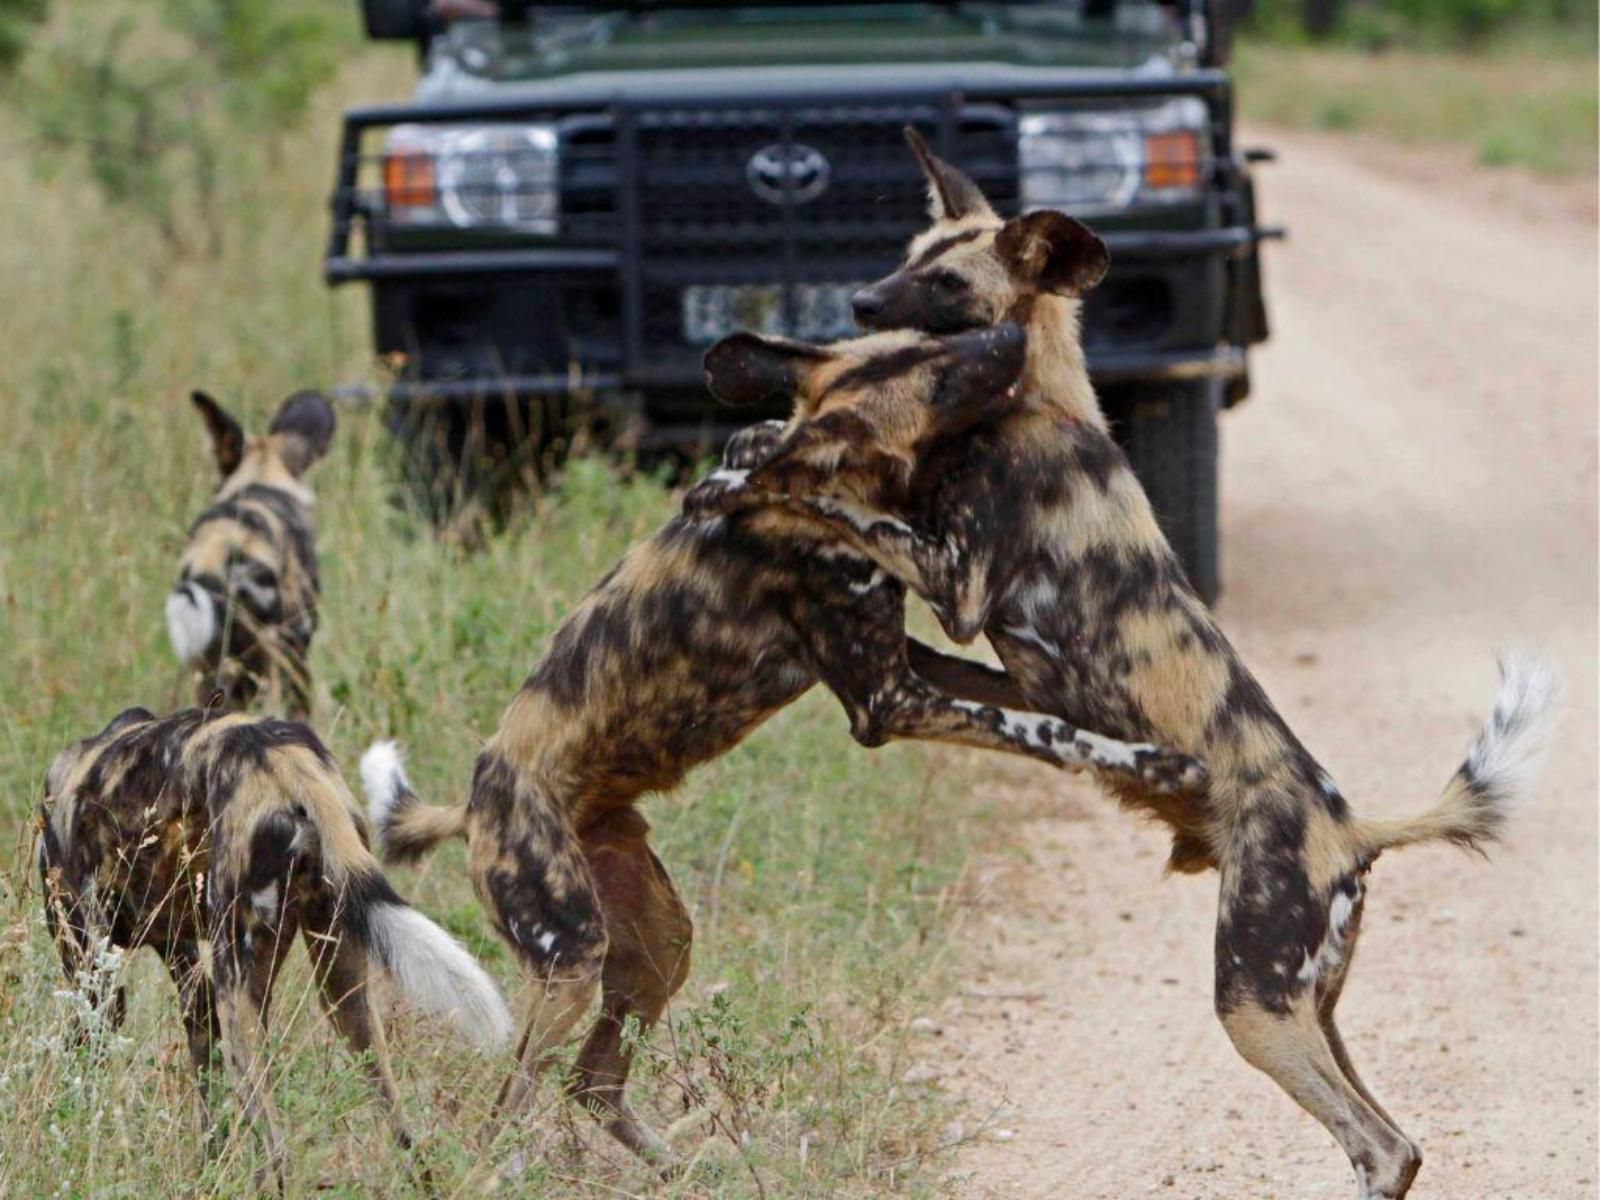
929,129,1598,1199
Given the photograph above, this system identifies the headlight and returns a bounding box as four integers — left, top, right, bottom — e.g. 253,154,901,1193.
382,123,560,234
1019,98,1209,215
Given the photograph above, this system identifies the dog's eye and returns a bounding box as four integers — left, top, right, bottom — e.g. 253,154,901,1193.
928,270,967,294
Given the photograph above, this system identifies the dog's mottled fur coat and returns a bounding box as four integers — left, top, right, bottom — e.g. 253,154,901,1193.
358,326,1205,1169
36,706,511,1183
683,135,1556,1200
166,390,334,719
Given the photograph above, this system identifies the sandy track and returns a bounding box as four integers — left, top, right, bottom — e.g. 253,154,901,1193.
928,128,1598,1199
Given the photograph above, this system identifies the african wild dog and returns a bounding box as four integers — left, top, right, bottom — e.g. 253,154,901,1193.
354,325,1206,1171
686,165,1556,1193
166,389,334,719
849,127,1112,431
37,707,512,1184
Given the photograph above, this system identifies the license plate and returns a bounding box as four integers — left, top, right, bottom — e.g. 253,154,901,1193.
681,282,864,345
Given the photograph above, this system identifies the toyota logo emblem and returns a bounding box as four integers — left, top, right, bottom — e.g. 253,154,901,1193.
746,143,831,206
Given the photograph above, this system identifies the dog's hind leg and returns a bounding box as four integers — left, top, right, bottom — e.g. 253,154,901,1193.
210,852,301,1187
213,926,298,1188
569,809,693,1167
478,958,603,1172
1314,886,1421,1171
164,941,222,1140
466,758,610,1153
1215,854,1421,1199
300,898,413,1152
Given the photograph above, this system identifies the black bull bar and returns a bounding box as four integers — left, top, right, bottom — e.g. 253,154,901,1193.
325,69,1283,397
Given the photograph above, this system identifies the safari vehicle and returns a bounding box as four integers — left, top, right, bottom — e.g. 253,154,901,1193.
328,0,1276,600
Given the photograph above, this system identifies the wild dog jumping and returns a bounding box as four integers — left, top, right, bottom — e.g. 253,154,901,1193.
37,707,512,1184
357,325,1206,1171
684,148,1555,1197
166,389,334,719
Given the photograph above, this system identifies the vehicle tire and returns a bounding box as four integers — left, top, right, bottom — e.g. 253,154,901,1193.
1102,377,1222,605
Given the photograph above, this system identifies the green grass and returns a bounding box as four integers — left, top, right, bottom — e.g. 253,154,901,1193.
0,49,986,1198
1234,40,1598,174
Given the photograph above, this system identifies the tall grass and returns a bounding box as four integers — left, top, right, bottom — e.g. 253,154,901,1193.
0,48,983,1198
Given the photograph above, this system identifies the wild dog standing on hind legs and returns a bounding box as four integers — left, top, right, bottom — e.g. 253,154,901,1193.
37,707,512,1185
688,228,1557,1198
356,325,1207,1176
166,389,334,719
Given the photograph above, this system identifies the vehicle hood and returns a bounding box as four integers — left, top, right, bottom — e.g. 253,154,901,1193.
417,7,1181,104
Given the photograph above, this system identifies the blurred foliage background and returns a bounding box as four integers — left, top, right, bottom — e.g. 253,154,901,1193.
1244,0,1595,47
1236,0,1596,173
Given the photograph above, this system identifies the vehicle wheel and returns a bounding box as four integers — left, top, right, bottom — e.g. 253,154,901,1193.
1102,377,1222,605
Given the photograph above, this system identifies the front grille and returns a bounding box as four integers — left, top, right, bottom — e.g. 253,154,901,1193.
628,105,1019,354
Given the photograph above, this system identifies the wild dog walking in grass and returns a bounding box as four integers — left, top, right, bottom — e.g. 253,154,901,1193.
357,325,1206,1172
687,160,1556,1193
37,707,512,1185
166,389,334,719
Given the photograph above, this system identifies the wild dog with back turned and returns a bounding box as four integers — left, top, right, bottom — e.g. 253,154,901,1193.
357,325,1206,1172
36,706,511,1186
685,148,1556,1199
165,389,334,719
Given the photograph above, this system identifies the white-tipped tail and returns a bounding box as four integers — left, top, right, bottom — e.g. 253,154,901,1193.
360,740,407,831
1356,653,1558,856
165,583,217,665
367,903,513,1052
1461,654,1557,814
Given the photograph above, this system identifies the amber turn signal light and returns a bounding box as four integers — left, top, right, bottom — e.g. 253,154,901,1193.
1144,130,1201,191
384,151,436,210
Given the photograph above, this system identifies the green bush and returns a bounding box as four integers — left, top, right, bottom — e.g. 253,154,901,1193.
18,0,352,249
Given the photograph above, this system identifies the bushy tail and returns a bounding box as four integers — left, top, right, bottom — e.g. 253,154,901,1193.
296,768,511,1051
359,741,468,865
1354,655,1557,856
165,581,220,666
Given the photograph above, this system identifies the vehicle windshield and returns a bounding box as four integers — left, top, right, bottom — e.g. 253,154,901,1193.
435,3,1181,85
524,2,1106,7
518,1,1171,14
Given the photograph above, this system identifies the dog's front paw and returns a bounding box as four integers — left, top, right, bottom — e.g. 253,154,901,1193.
683,468,766,520
721,419,787,470
1133,745,1209,796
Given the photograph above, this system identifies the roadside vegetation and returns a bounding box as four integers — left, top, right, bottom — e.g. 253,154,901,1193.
0,6,983,1196
1236,0,1598,174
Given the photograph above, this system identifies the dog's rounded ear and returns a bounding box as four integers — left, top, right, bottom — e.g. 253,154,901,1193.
903,126,995,222
703,333,830,409
268,390,336,476
931,321,1028,425
190,390,246,479
99,707,156,740
995,211,1110,297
